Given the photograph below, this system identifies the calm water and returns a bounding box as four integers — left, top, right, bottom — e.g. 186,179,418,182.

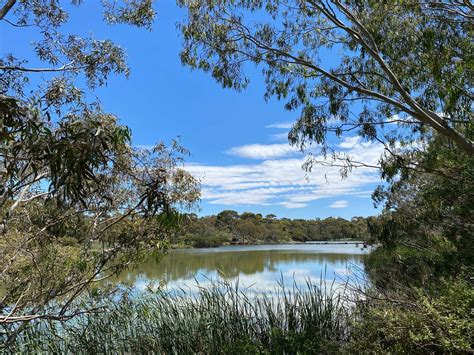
115,243,370,294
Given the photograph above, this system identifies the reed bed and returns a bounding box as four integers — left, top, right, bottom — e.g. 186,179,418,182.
5,279,354,353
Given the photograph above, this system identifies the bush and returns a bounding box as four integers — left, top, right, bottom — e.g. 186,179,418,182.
182,231,230,248
364,235,460,289
348,279,474,353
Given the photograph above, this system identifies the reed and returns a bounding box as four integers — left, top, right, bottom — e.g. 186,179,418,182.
6,279,353,353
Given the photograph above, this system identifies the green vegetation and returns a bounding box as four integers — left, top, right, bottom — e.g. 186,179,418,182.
2,0,473,353
350,279,473,353
7,280,352,353
176,0,474,352
178,0,473,158
0,0,199,337
176,212,369,247
348,137,474,353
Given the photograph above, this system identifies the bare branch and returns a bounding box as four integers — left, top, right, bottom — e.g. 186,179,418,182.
0,62,85,73
0,0,16,20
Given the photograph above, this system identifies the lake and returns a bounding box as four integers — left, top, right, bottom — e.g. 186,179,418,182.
115,243,371,294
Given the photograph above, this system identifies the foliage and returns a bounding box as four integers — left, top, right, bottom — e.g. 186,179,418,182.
176,9,473,353
350,134,474,352
367,135,473,288
176,212,369,247
178,0,473,169
6,279,351,353
0,0,200,339
349,279,474,353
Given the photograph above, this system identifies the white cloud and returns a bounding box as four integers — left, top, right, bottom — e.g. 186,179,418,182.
266,121,292,142
186,138,385,209
339,136,361,149
270,132,289,142
329,200,349,209
226,143,300,159
266,122,293,129
278,201,308,209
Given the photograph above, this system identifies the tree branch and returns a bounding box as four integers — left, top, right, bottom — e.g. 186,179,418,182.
0,0,16,20
305,0,474,154
0,63,85,73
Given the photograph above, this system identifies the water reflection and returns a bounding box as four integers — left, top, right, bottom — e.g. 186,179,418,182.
114,244,369,293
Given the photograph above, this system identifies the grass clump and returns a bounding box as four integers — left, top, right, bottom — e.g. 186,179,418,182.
6,280,352,353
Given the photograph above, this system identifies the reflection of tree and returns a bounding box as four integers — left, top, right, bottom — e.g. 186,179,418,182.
115,249,364,286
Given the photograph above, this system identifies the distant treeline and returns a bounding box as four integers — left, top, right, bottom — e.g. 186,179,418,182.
174,210,370,248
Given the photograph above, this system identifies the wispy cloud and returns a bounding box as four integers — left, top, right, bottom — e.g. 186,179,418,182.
278,201,309,209
329,200,349,209
266,121,292,142
270,132,289,142
266,122,293,129
226,143,300,159
186,137,385,209
338,136,361,149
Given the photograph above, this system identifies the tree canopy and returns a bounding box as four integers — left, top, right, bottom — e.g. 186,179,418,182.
178,0,473,171
177,211,369,247
176,5,474,349
0,0,199,336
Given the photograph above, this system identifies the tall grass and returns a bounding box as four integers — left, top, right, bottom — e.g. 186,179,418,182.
5,279,354,353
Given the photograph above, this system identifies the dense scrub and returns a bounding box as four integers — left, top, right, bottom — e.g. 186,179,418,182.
349,137,474,353
175,212,370,248
350,280,473,353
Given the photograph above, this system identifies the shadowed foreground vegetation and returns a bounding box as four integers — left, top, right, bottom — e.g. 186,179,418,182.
6,280,353,353
1,0,473,352
4,271,473,353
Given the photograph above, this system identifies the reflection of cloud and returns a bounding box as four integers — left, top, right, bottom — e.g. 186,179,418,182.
135,279,149,291
334,267,352,276
159,273,352,299
283,268,322,285
116,245,372,296
283,268,312,278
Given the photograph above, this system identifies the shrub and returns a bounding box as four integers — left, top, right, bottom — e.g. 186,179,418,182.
348,279,474,353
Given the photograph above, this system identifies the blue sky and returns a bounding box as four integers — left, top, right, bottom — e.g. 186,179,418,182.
2,1,384,219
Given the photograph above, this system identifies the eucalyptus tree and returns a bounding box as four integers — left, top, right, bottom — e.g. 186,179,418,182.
175,2,474,351
0,0,199,340
178,0,473,175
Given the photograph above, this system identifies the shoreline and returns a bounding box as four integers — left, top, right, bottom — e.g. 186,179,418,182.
170,239,369,250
